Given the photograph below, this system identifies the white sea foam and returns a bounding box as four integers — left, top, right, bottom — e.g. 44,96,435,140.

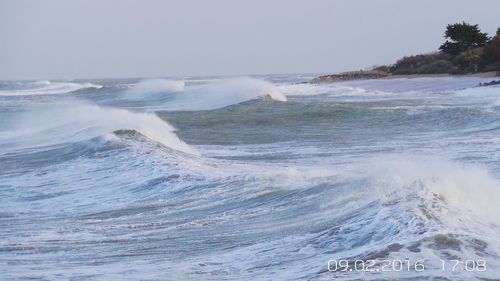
2,102,198,155
0,81,102,96
364,154,500,226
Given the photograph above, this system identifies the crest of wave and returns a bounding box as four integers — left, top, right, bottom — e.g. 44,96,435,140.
32,80,51,86
3,102,198,155
0,81,102,96
125,79,185,100
165,77,286,111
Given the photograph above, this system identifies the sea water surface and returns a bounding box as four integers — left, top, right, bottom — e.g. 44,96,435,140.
1,75,500,280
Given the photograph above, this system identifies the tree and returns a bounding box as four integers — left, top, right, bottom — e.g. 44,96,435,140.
497,27,500,36
439,22,489,56
482,35,500,70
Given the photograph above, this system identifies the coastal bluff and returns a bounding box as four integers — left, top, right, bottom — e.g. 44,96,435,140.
310,70,389,83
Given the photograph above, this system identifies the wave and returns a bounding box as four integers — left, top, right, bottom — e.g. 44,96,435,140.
0,136,114,175
337,76,491,94
362,154,500,226
0,102,198,155
32,80,51,86
309,154,500,281
454,84,500,104
162,77,287,111
121,77,286,110
278,83,388,98
278,77,496,99
0,81,102,97
124,79,185,100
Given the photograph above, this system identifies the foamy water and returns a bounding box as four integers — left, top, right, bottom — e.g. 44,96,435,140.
1,76,500,280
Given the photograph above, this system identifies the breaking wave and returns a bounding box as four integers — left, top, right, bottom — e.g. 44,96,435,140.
0,102,197,155
125,79,185,100
363,154,500,226
121,77,286,110
163,77,287,111
0,81,102,96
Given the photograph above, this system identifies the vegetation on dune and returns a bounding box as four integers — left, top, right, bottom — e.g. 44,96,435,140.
482,34,500,71
387,22,500,75
388,53,454,74
313,23,500,83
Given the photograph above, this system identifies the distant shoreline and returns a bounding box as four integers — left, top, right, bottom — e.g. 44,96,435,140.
311,71,500,83
381,71,500,80
312,22,500,84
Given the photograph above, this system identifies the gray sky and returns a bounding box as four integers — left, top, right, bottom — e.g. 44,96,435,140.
1,0,500,80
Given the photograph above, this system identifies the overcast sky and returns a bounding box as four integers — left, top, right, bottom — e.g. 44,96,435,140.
1,0,500,80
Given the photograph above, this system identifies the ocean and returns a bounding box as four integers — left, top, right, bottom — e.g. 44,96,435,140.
1,75,500,280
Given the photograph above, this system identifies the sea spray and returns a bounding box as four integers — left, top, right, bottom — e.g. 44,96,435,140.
125,79,185,100
162,77,287,110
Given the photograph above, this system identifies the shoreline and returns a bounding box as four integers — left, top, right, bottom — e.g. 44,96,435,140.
381,71,500,80
311,71,500,83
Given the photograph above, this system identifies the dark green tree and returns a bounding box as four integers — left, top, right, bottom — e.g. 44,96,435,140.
497,27,500,36
482,35,500,70
439,22,489,56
